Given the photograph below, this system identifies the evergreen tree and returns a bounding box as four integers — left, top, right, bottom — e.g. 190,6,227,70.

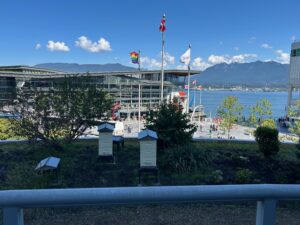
145,101,197,150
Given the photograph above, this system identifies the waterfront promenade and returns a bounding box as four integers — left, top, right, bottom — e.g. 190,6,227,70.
83,118,297,143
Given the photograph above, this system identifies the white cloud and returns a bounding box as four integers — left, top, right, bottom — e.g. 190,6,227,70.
207,54,257,65
163,52,175,65
261,43,272,49
191,57,211,70
275,50,290,64
142,52,257,71
35,43,41,50
140,57,161,68
187,53,258,71
208,54,228,64
46,41,70,52
231,54,257,63
75,36,111,53
141,52,175,68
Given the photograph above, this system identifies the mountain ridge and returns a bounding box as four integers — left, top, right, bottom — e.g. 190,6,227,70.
193,60,289,87
35,63,137,72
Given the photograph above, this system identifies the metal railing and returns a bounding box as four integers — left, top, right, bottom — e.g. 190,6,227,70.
1,184,300,225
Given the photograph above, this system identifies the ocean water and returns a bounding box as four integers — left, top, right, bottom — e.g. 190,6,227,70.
190,90,291,118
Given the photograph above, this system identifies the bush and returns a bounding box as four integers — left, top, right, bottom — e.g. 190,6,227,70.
0,119,19,140
235,168,253,184
254,126,280,158
210,170,224,184
161,145,212,173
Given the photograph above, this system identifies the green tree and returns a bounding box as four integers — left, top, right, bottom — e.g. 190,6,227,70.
217,96,243,139
261,119,276,129
145,101,197,150
249,98,272,127
10,75,113,148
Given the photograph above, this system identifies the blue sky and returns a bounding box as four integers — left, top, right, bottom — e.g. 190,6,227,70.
0,0,299,70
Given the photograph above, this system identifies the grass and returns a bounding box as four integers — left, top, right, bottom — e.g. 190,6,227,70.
0,139,300,224
0,139,300,189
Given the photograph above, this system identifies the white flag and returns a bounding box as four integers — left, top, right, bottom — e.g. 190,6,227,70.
180,47,191,66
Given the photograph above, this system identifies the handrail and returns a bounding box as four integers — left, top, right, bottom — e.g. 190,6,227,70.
1,184,300,225
0,184,300,207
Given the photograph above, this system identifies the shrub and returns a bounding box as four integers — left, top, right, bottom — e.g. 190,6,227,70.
210,170,224,184
161,145,212,173
254,126,280,158
0,119,19,140
235,168,253,184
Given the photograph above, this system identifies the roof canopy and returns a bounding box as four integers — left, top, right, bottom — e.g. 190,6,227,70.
35,156,60,171
138,129,158,140
98,122,115,132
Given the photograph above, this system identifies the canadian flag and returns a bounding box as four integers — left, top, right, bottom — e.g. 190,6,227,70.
159,14,166,32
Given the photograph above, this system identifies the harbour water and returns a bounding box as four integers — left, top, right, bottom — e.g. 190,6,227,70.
191,90,290,118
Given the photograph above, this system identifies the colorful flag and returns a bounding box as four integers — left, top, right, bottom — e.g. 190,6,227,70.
192,80,197,85
184,85,188,89
159,14,166,32
180,47,191,66
197,85,203,90
130,51,139,64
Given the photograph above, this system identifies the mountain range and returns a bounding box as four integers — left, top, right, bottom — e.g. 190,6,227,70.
36,61,289,87
35,63,137,72
192,61,289,87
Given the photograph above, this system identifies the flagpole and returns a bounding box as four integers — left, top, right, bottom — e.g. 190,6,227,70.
193,87,195,110
160,14,165,104
200,88,202,105
187,44,191,113
138,50,141,132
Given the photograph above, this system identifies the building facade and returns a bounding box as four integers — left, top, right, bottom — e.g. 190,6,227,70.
0,65,200,118
287,41,300,111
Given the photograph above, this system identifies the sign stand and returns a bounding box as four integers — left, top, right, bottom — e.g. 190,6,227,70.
138,129,159,185
98,123,115,163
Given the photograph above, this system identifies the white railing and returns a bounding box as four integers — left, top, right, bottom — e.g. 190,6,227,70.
1,184,300,225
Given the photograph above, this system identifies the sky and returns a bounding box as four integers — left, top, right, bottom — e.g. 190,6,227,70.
0,0,299,70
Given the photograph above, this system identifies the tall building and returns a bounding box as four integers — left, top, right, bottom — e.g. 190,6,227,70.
287,41,300,111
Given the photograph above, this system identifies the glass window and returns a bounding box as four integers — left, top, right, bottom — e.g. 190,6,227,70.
291,49,300,57
291,49,297,57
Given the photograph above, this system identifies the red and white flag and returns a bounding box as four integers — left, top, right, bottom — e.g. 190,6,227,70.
184,85,188,89
197,85,203,90
159,14,166,32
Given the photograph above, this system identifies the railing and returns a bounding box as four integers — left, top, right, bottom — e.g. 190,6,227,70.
1,184,300,225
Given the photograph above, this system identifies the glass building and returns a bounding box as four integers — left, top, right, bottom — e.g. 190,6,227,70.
0,65,200,117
